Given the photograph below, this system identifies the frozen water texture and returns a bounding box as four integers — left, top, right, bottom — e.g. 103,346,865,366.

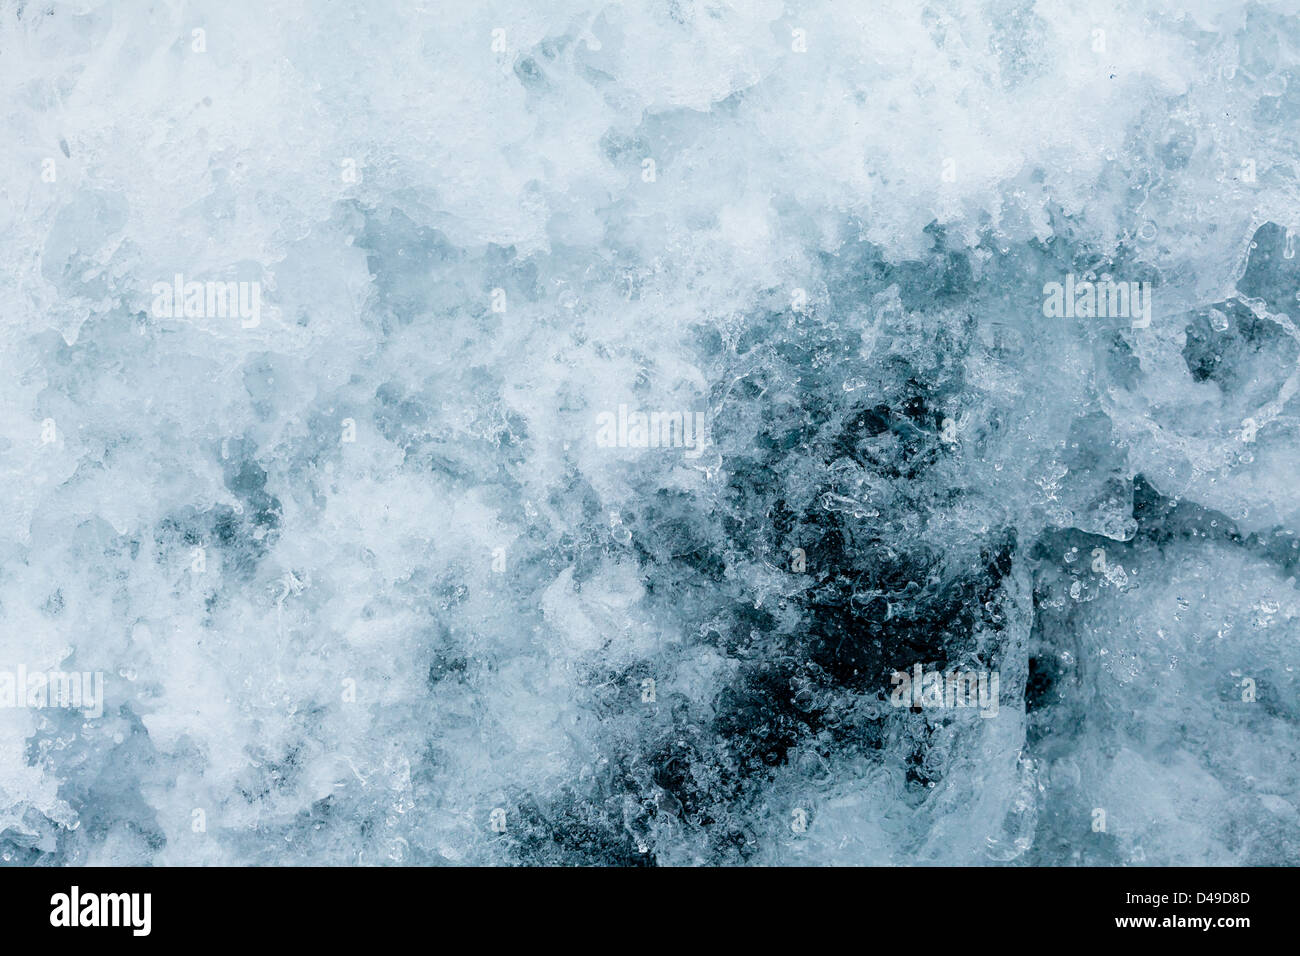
0,0,1296,865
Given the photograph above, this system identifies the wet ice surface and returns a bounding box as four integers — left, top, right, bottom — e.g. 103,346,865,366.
1,1,1297,865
